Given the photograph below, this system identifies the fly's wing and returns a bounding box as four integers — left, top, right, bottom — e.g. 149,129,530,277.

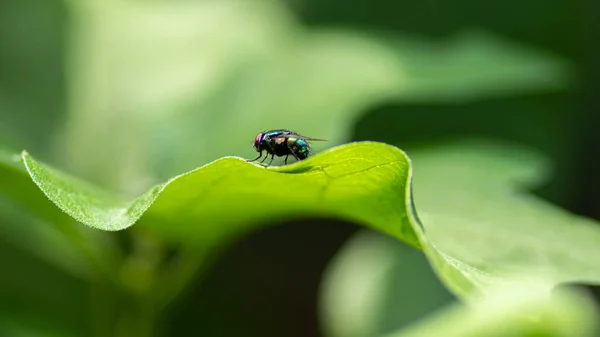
300,137,328,141
285,132,328,141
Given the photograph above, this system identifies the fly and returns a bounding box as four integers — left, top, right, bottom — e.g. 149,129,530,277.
248,129,327,166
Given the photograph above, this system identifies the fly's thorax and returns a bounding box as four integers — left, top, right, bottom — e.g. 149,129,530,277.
257,134,273,152
263,130,291,142
268,136,288,156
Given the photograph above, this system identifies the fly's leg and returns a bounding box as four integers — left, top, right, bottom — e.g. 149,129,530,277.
248,151,262,162
284,155,289,164
267,154,275,166
260,155,269,163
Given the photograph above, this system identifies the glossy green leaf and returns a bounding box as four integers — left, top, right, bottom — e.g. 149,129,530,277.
15,139,600,299
9,136,600,337
20,142,422,250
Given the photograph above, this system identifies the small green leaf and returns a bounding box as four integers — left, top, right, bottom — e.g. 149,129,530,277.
20,142,422,250
389,286,599,337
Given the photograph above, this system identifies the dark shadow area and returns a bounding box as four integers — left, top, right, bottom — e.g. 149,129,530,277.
163,219,358,337
275,164,321,174
555,282,600,303
553,282,600,315
162,218,454,337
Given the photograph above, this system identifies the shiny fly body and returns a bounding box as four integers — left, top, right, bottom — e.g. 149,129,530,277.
248,129,326,166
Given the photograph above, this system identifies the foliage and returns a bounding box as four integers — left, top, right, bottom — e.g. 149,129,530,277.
0,0,597,336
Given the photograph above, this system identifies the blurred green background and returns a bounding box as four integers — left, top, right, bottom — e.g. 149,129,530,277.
1,0,599,336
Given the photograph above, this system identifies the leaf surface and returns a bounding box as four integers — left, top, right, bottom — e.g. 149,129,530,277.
319,140,600,337
391,286,599,337
412,141,600,295
13,140,600,298
20,142,422,250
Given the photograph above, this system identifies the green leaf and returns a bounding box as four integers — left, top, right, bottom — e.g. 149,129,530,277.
0,147,121,279
319,140,600,337
0,149,90,275
10,136,600,336
411,141,600,297
20,142,422,250
319,230,454,337
16,139,600,300
384,30,571,102
389,286,599,337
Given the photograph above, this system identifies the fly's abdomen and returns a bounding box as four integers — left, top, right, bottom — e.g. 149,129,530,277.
288,138,310,159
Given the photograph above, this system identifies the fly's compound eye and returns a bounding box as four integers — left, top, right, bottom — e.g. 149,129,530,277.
253,133,263,151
